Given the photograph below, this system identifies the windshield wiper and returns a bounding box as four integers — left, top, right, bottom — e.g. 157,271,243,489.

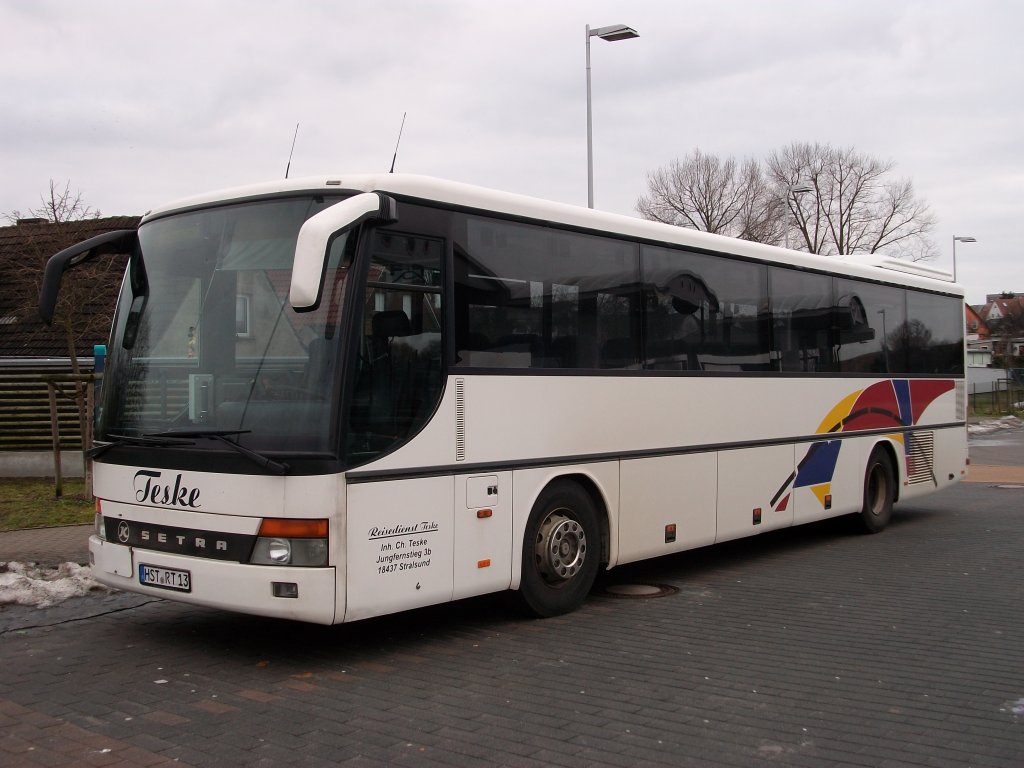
87,433,195,459
146,430,290,475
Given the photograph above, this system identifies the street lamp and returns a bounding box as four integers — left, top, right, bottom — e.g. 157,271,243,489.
783,184,812,249
878,309,890,372
952,235,976,283
586,23,639,209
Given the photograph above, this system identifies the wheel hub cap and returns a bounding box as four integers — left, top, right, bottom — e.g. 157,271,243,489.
536,513,587,582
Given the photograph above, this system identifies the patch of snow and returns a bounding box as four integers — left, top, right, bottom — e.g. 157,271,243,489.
968,415,1023,436
0,562,110,608
1005,698,1024,718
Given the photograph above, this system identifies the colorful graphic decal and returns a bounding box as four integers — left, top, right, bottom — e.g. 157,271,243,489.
770,379,954,512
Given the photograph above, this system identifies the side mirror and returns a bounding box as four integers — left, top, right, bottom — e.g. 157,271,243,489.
290,193,398,311
39,229,139,324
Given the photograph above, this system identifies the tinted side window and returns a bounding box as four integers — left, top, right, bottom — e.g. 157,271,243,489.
769,268,836,372
835,279,906,374
905,292,964,374
453,216,640,369
643,246,770,371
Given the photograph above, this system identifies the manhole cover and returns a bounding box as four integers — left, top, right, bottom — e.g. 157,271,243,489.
602,583,678,599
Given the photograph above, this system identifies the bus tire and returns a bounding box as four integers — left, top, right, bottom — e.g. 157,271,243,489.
858,446,895,534
515,480,600,618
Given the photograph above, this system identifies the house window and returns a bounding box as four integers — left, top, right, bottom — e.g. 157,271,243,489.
236,295,251,338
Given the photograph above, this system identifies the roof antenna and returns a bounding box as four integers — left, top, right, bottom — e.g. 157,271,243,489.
389,112,407,173
285,123,300,179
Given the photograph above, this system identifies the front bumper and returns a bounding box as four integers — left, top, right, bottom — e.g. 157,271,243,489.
89,536,338,624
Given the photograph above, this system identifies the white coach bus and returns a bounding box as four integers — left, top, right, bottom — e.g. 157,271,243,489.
39,174,967,624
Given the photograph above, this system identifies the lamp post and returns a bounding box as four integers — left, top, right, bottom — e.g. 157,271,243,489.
586,23,639,209
952,235,976,283
783,184,812,249
878,308,890,372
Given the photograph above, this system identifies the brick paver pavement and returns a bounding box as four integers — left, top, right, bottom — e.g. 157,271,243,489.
0,524,91,566
1,481,1022,767
965,463,1024,484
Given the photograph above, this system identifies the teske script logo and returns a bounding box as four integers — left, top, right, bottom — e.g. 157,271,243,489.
133,470,202,508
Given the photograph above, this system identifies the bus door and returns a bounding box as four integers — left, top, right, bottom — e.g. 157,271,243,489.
344,476,454,622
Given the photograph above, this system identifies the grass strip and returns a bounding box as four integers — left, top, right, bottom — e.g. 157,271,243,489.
0,478,93,531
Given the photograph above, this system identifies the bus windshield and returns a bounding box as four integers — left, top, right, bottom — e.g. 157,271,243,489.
99,195,353,455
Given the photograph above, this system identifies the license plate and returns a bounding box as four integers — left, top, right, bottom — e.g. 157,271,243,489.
139,563,192,593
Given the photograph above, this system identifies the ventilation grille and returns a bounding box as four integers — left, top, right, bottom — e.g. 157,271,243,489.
906,431,936,485
955,380,966,420
455,378,465,461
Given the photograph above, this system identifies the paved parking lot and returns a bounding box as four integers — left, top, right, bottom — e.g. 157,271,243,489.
2,474,1023,768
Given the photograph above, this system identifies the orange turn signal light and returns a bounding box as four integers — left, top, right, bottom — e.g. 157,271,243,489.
258,518,328,538
477,559,491,568
477,509,493,519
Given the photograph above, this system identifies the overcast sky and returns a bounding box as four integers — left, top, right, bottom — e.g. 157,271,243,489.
2,0,1019,305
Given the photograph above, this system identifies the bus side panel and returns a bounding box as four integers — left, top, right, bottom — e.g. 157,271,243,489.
508,462,619,592
617,454,717,565
892,425,968,502
791,437,870,526
932,424,970,489
453,471,513,600
343,476,454,622
716,444,796,543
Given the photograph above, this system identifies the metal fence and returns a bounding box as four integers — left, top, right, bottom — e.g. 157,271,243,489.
969,374,1024,416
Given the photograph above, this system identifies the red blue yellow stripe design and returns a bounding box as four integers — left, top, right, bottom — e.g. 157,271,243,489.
772,379,954,512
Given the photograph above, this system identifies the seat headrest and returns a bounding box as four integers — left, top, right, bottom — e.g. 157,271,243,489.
372,310,411,338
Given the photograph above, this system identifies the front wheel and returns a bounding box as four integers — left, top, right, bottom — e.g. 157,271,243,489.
857,446,895,534
515,480,601,618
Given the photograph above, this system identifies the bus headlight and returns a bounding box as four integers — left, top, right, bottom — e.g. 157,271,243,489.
250,537,327,566
249,519,328,567
268,538,291,563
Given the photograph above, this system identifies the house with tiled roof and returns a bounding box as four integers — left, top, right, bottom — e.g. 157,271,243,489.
0,216,139,457
965,303,989,339
965,303,992,368
980,293,1024,324
0,215,139,361
977,293,1024,362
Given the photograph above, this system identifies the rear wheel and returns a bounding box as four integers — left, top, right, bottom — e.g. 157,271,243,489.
515,480,600,617
858,447,895,533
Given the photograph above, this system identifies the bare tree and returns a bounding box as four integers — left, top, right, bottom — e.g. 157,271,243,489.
636,149,783,243
3,179,101,224
766,143,936,260
10,226,128,494
4,183,117,364
14,235,124,367
3,183,127,495
637,143,937,261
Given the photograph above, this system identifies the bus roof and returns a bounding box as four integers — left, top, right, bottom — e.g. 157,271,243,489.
141,173,963,297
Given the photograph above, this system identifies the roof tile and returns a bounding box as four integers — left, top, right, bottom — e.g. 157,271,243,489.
0,216,140,359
